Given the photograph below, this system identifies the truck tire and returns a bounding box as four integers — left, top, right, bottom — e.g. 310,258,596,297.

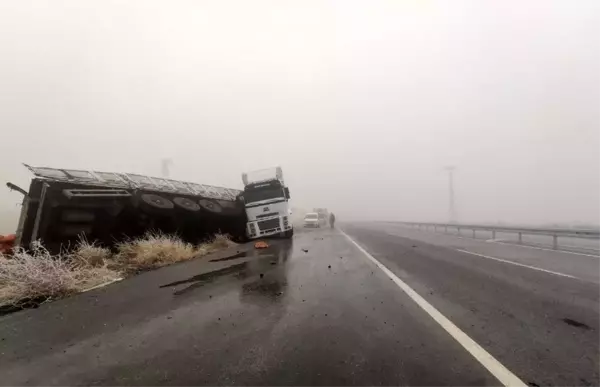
173,197,200,212
198,199,222,213
140,193,174,210
283,228,294,238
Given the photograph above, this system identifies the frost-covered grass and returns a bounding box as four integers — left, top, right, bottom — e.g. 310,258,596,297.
0,233,235,308
0,241,120,308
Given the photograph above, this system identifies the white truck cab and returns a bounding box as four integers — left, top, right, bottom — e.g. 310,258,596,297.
242,167,293,239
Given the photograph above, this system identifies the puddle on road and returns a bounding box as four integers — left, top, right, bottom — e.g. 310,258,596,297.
161,239,295,298
239,241,293,302
562,318,592,330
160,263,248,295
209,251,248,262
0,296,46,316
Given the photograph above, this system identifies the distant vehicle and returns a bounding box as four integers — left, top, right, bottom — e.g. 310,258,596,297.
242,167,293,239
303,213,320,228
313,208,329,226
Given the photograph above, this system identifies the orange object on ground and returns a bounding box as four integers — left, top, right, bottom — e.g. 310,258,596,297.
254,241,269,249
0,234,16,254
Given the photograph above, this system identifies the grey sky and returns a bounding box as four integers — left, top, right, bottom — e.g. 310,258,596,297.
0,0,598,233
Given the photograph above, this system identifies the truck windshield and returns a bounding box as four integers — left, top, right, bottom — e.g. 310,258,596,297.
244,187,284,204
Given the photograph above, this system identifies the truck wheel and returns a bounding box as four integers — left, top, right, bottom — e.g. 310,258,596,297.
283,228,294,238
173,197,200,212
198,199,222,213
140,193,174,210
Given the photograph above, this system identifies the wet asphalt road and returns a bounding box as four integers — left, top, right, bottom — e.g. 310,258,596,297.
0,224,598,386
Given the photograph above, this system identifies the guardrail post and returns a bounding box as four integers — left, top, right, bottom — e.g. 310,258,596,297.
553,234,558,250
492,230,496,239
457,227,460,235
518,232,522,244
472,229,476,238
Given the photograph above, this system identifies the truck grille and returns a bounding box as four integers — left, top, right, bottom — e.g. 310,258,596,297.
257,217,280,231
256,212,279,219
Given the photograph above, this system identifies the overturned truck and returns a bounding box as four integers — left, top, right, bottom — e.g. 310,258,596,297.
10,165,247,253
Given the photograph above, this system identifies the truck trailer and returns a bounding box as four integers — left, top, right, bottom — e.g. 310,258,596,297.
8,164,293,252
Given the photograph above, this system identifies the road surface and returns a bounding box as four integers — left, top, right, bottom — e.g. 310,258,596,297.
0,223,598,386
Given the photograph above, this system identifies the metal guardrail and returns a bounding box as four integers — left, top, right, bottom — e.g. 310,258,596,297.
398,222,600,250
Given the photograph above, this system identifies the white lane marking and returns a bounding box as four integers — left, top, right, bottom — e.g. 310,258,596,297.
340,230,526,387
487,240,600,258
456,249,577,279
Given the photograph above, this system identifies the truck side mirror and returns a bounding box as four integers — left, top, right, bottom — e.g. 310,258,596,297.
284,187,290,199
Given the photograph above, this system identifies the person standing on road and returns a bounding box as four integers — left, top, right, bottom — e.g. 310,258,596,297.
329,212,336,228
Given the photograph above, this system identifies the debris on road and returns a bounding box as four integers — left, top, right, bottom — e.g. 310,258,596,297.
302,248,309,253
254,241,269,249
562,318,591,330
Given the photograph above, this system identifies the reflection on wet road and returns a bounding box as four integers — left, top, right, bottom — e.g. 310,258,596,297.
161,241,293,299
0,228,499,386
0,225,597,386
209,251,248,262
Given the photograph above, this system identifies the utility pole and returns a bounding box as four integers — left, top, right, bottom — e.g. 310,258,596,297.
161,158,173,178
445,166,457,223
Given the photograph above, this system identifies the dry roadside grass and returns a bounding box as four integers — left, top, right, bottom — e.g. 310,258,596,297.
71,239,112,268
0,233,235,309
116,232,198,271
195,233,236,256
116,232,235,271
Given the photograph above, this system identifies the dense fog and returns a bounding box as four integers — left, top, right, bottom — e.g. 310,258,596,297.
1,0,598,233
